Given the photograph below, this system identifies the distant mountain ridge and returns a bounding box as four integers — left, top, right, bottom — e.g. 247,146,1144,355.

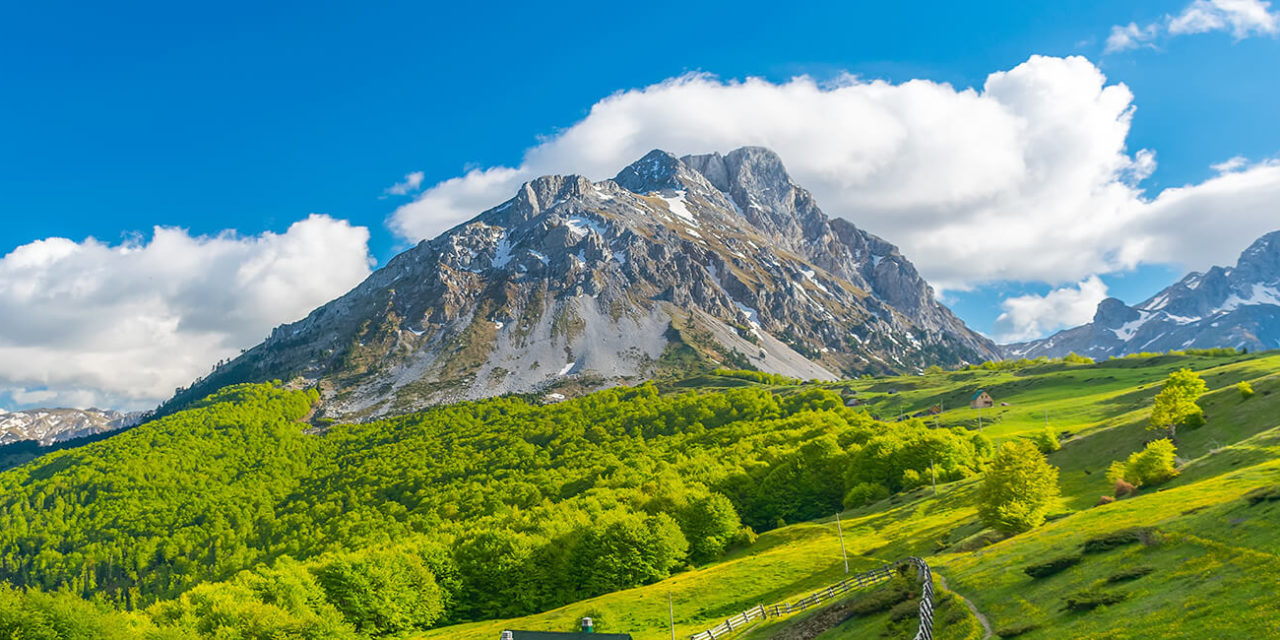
1005,230,1280,359
0,407,143,446
163,147,997,419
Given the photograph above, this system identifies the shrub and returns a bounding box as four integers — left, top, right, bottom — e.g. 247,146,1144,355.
1063,588,1128,611
1095,495,1116,507
1110,439,1179,488
1238,381,1256,399
844,482,891,508
887,598,920,623
1106,566,1154,583
1024,554,1082,578
847,578,915,616
1244,486,1280,506
996,622,1042,637
1082,529,1144,554
1030,427,1061,453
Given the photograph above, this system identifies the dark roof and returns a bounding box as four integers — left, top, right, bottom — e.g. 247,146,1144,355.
507,632,632,640
971,390,989,400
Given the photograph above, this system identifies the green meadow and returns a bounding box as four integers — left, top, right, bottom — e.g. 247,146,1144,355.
421,351,1280,639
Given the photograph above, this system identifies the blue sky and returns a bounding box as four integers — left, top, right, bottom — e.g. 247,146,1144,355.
2,0,1279,409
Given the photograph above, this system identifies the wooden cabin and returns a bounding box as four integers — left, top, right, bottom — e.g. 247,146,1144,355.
970,390,994,409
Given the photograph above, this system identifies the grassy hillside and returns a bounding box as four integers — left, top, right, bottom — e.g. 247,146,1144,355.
0,350,1276,638
416,350,1280,639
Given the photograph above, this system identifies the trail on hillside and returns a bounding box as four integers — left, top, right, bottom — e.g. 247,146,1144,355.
936,572,993,640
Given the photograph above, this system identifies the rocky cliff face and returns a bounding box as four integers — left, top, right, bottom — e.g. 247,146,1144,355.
165,147,997,420
1005,230,1280,359
0,408,142,446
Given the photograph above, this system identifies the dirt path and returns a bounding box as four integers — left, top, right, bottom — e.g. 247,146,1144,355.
935,572,993,640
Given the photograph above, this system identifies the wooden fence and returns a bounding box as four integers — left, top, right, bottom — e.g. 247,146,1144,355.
688,557,934,640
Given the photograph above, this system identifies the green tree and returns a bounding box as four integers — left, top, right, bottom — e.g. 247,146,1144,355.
313,552,443,636
977,440,1061,534
1238,381,1256,399
1149,369,1207,438
1109,439,1179,487
679,493,742,564
571,512,688,598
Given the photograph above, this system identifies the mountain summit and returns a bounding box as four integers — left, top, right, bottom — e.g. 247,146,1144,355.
1005,230,1280,359
167,147,997,419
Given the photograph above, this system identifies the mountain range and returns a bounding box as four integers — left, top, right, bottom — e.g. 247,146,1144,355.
161,147,998,420
1005,230,1280,359
0,407,142,446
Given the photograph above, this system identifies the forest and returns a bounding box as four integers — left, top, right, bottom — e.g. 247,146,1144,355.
0,379,994,638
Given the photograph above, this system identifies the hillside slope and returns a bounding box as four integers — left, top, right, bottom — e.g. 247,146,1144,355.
162,147,996,420
1,350,1277,638
413,350,1280,639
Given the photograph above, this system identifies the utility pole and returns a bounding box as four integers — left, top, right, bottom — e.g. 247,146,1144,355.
836,512,849,575
930,458,938,497
668,592,676,640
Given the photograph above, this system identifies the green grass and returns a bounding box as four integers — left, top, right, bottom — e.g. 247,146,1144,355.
418,351,1280,639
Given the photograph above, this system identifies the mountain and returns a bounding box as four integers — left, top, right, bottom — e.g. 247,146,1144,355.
0,407,142,446
165,147,997,419
1005,230,1280,359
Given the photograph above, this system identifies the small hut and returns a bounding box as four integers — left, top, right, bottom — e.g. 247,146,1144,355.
970,390,994,409
502,618,632,639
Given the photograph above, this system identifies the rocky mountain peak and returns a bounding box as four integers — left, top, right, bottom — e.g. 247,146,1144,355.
613,149,703,194
163,146,998,420
1005,228,1280,359
1235,230,1280,283
1092,297,1139,328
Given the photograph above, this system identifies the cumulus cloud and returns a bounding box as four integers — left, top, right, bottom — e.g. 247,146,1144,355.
384,171,425,196
1107,0,1278,53
0,215,373,410
388,54,1280,342
392,56,1156,289
993,276,1111,343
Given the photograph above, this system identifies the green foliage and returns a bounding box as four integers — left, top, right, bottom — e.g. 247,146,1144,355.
678,493,742,563
977,440,1061,534
0,584,163,640
571,512,688,597
1022,555,1081,579
711,369,801,385
1238,381,1256,399
314,552,444,636
1081,529,1144,554
1062,588,1128,612
1148,368,1208,436
843,482,891,508
994,622,1041,637
1030,426,1061,453
1062,352,1094,365
1110,439,1180,488
1104,566,1154,584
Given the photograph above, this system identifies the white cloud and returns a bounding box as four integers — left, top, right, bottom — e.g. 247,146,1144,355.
993,276,1111,343
384,171,425,196
1107,0,1278,53
1169,0,1278,37
1105,22,1160,53
0,215,373,410
391,56,1156,289
1211,155,1248,173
